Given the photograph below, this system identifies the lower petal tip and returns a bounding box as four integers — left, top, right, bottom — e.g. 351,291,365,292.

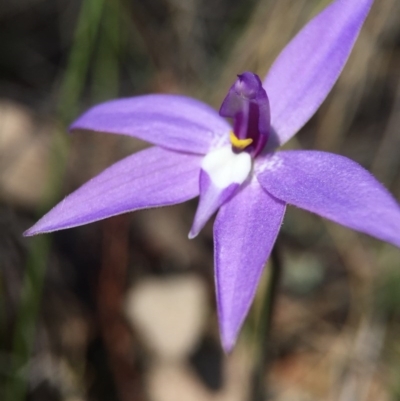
221,335,236,354
188,230,198,240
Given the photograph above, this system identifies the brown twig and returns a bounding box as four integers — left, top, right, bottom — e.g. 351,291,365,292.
98,215,144,401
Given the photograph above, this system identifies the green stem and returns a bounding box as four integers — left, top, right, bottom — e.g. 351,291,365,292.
3,1,107,401
250,246,282,401
3,236,51,401
58,0,107,122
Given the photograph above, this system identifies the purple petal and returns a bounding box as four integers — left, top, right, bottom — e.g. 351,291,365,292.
264,0,373,146
70,94,231,154
214,180,286,351
25,147,201,235
189,145,252,238
256,151,400,248
189,170,239,239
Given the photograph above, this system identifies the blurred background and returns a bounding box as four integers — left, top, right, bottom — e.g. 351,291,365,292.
1,0,400,400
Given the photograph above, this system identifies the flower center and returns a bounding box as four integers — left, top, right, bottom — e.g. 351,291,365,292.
219,72,271,157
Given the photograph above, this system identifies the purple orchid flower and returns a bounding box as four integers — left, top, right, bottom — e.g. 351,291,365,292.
25,0,400,351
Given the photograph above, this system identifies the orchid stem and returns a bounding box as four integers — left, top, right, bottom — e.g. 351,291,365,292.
250,245,282,401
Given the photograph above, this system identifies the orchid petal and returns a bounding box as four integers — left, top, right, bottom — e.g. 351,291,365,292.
70,94,231,154
257,151,400,248
189,172,239,239
214,180,286,351
189,146,252,238
25,147,201,235
264,0,373,146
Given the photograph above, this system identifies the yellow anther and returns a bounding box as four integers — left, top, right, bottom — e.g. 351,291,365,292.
229,132,253,150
